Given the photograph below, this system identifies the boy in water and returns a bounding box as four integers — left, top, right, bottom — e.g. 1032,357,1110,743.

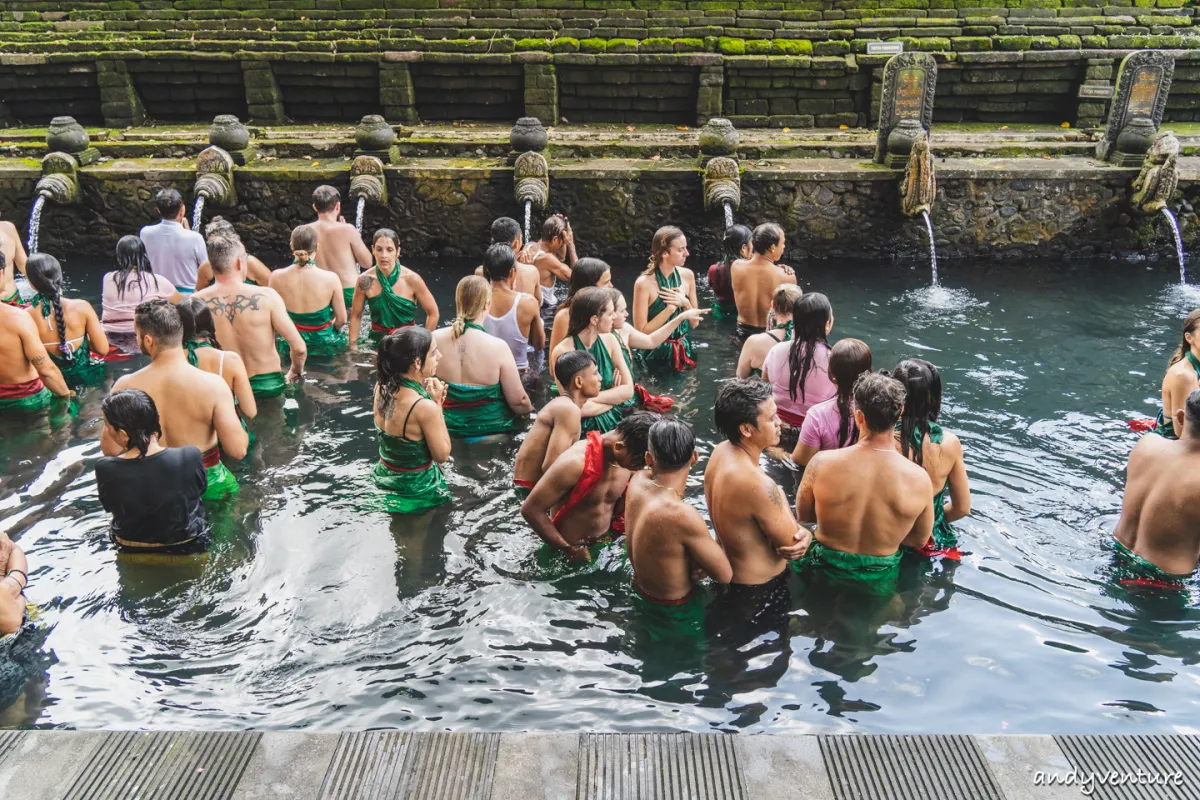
513,351,601,497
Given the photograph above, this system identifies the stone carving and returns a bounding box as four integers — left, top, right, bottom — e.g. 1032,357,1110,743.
699,118,739,157
703,156,741,213
900,131,935,218
349,155,388,206
1131,131,1180,215
1098,50,1174,165
46,116,99,166
209,115,253,165
35,152,80,205
193,146,238,208
514,151,549,210
875,53,937,167
355,114,398,163
510,117,548,153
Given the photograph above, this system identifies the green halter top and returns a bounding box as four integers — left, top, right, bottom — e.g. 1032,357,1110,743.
908,420,956,550
574,333,635,434
366,264,418,336
372,377,451,514
641,267,694,370
1154,351,1200,439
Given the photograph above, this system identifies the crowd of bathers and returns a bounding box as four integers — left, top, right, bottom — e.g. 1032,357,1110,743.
0,184,1196,642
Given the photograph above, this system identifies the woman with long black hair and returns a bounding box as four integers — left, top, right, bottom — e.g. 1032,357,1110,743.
792,338,872,467
761,292,835,447
101,235,182,337
25,252,111,387
706,223,751,311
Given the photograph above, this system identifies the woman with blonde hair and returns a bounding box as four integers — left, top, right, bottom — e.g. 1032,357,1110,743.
269,223,348,356
550,287,634,433
431,275,533,439
736,283,803,378
632,225,701,371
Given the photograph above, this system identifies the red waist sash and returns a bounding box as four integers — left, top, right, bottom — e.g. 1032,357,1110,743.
777,407,806,427
634,579,695,606
371,321,415,334
201,444,221,468
380,456,433,473
912,541,963,561
665,337,695,371
514,478,536,490
295,320,334,332
0,378,45,399
634,384,674,413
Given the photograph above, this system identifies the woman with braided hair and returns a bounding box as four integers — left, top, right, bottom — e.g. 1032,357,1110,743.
25,253,111,387
269,223,348,357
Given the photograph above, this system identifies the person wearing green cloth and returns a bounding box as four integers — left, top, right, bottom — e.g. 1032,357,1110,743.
0,218,28,309
632,226,702,372
372,326,452,515
796,371,934,588
308,185,374,317
269,224,348,358
24,253,112,388
0,298,69,413
736,283,802,379
549,287,635,434
178,297,258,424
348,228,439,346
513,350,602,499
1151,310,1200,439
893,359,971,558
431,275,532,439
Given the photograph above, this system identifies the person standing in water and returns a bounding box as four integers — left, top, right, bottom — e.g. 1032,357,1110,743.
178,297,256,422
372,327,452,515
1152,309,1200,439
547,257,613,358
349,229,438,345
761,292,835,448
732,223,797,340
310,185,374,310
269,224,348,357
475,217,542,305
513,351,601,498
606,287,706,413
793,338,872,468
0,296,68,413
736,283,803,379
431,276,533,439
193,218,273,290
0,214,28,307
139,188,207,295
112,301,247,499
194,231,307,399
893,359,971,558
549,288,634,434
0,530,29,636
24,253,110,388
520,214,576,336
707,224,751,312
101,236,183,338
96,388,211,554
632,226,701,371
481,243,544,385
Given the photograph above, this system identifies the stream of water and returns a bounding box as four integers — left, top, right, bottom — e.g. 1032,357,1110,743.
191,196,206,235
921,209,938,287
25,195,45,255
355,196,366,237
1161,207,1187,285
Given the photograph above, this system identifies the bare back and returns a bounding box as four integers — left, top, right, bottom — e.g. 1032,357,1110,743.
626,472,699,601
0,305,40,385
270,263,342,314
513,397,581,487
195,283,285,377
0,221,25,296
113,359,228,451
704,441,788,583
1114,434,1200,576
732,258,795,328
432,327,506,386
311,218,369,289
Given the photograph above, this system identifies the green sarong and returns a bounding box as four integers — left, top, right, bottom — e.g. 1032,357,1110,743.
201,445,240,501
632,583,706,642
248,371,286,398
371,378,451,514
1110,538,1193,591
535,536,617,578
639,267,694,371
1155,351,1200,439
343,286,355,311
283,305,347,357
0,287,23,307
574,333,636,434
0,380,51,413
50,333,105,387
444,382,524,438
795,539,902,595
365,265,418,340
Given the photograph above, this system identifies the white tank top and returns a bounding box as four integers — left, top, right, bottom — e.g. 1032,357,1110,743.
484,292,529,369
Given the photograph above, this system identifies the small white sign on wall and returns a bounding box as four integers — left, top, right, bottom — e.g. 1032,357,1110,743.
866,42,905,55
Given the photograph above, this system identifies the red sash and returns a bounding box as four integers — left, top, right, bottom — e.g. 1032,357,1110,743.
1120,577,1187,590
201,444,221,468
1127,418,1156,433
777,407,806,427
514,478,536,491
913,541,963,561
634,579,695,606
665,337,696,371
295,320,333,332
380,456,433,473
551,431,607,527
371,321,415,334
443,397,487,409
0,378,45,399
634,384,674,413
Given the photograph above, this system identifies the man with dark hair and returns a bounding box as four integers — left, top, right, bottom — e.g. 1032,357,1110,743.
513,350,601,498
731,222,796,339
522,410,658,563
0,295,68,412
309,185,373,309
481,243,545,383
193,217,272,289
796,372,933,592
112,300,247,498
476,217,543,304
1112,387,1200,589
704,378,809,622
193,231,307,398
0,209,28,307
522,214,577,335
140,188,208,294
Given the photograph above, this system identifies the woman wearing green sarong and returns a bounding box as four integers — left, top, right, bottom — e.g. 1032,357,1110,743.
550,288,635,434
373,327,452,514
349,228,439,346
178,297,257,423
432,275,532,439
894,359,971,558
1152,309,1200,439
270,224,348,358
736,283,802,379
546,258,613,358
607,288,706,413
632,226,702,372
25,253,111,388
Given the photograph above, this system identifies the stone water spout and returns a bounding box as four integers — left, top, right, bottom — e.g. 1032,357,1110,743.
193,146,238,209
900,130,935,218
703,157,741,227
1131,131,1179,215
514,151,550,236
349,155,388,235
34,152,81,206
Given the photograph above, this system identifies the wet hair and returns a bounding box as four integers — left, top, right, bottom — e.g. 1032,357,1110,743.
1170,309,1200,367
372,228,401,252
1187,389,1200,434
206,231,243,276
204,216,235,239
452,275,490,340
893,359,943,466
566,287,613,338
555,350,596,390
177,295,218,346
482,243,516,283
829,338,872,448
491,217,522,247
134,299,183,347
715,378,773,444
153,188,184,220
752,222,784,256
540,215,568,243
615,410,659,466
786,292,833,403
723,224,753,267
102,389,161,458
771,283,804,317
26,253,72,361
312,185,340,213
113,235,154,299
648,418,695,472
560,257,611,314
375,327,432,419
644,225,685,276
853,371,906,436
290,223,318,266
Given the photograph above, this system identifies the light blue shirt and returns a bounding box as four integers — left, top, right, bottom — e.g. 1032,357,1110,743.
139,220,207,291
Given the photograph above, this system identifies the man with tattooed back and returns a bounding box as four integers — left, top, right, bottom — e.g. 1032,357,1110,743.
194,232,307,399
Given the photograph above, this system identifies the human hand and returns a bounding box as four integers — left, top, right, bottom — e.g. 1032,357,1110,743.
564,543,592,564
425,376,447,406
680,308,710,323
286,367,304,384
777,528,812,561
338,215,347,224
660,289,685,308
780,264,795,277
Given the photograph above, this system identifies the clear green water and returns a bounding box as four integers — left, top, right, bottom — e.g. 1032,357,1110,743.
2,256,1199,734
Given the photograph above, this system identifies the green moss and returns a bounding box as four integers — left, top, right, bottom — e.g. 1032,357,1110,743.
1081,35,1107,48
1057,34,1082,49
951,36,992,51
674,38,704,52
717,36,745,55
813,39,849,56
580,37,607,54
771,38,812,55
745,38,772,54
514,38,551,51
606,38,639,53
640,37,674,53
996,35,1033,51
550,37,579,53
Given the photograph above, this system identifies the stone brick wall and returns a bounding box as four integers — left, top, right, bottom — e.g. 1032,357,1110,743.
559,65,698,124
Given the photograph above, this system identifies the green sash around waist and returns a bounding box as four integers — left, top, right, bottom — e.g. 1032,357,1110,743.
282,305,347,357
372,378,451,514
0,387,51,413
443,381,524,438
248,371,286,398
795,539,902,595
204,461,240,501
49,333,106,387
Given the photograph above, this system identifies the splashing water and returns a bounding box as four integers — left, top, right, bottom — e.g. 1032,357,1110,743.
1161,207,1187,285
723,201,734,230
355,196,366,236
26,194,46,255
921,209,938,286
192,196,205,234
523,199,532,246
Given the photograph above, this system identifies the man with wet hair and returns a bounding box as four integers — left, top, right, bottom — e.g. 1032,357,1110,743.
704,378,809,624
474,217,542,304
112,300,247,498
309,185,373,309
731,222,797,340
194,231,307,399
481,243,545,382
1112,387,1200,589
513,350,601,498
140,188,208,294
796,372,933,590
521,409,658,563
0,208,28,307
521,214,577,336
193,217,272,290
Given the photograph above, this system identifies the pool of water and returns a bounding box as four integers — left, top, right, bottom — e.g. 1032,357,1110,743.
2,253,1199,734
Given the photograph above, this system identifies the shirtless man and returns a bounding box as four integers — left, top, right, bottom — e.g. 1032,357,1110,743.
521,214,576,335
0,211,28,306
309,185,374,309
481,243,545,382
112,300,247,497
627,419,732,604
796,372,934,587
704,379,809,624
513,350,601,497
736,284,802,379
193,231,307,399
521,410,657,561
731,223,797,340
1112,388,1200,587
193,218,272,290
475,217,542,304
0,301,68,412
